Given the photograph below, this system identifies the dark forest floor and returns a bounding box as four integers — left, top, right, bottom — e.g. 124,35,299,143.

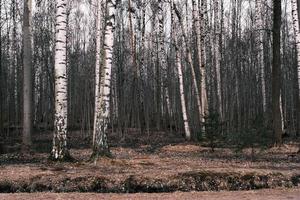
0,130,300,195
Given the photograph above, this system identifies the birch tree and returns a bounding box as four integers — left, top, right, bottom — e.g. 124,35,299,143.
92,0,116,158
93,0,103,147
292,0,300,102
174,2,202,138
171,0,191,140
292,0,300,136
51,0,70,160
192,0,208,134
199,0,209,129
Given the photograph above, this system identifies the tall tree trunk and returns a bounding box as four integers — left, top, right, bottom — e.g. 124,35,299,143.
92,0,116,158
174,3,202,139
158,0,171,129
199,0,209,123
255,0,267,116
93,0,103,146
0,0,2,133
51,0,70,160
128,0,144,132
192,0,208,135
292,0,300,135
272,0,283,145
171,0,191,140
22,0,33,150
214,0,223,121
175,45,191,140
12,0,18,126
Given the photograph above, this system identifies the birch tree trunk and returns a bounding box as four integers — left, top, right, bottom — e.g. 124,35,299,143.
51,0,70,160
272,0,283,145
93,0,103,147
200,0,209,120
22,0,33,150
92,0,116,158
174,3,202,138
255,0,267,115
171,0,191,140
292,0,300,104
175,46,191,140
193,0,208,135
292,0,300,136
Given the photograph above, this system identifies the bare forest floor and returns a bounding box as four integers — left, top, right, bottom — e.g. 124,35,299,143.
0,130,300,195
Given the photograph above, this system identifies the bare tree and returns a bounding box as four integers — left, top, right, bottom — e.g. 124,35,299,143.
174,2,202,139
92,0,116,158
272,0,283,145
51,0,70,160
255,0,267,116
93,0,103,147
171,0,190,139
22,0,33,151
214,0,223,121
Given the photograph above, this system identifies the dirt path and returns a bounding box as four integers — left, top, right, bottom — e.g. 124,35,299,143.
1,188,300,200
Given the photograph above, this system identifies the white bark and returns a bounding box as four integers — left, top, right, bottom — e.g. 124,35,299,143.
176,48,191,140
171,0,191,140
93,0,103,147
292,0,300,100
52,0,69,160
93,0,116,157
173,2,202,134
255,0,267,114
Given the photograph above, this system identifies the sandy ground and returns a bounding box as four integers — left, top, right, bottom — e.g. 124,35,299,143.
1,188,300,200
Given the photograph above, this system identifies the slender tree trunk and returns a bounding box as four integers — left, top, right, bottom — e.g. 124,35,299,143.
199,0,209,131
0,0,2,133
128,0,144,132
51,0,70,160
214,0,223,121
292,0,300,135
22,0,33,150
171,0,191,140
174,3,202,138
192,0,208,135
158,0,171,129
92,0,116,158
255,0,267,116
138,0,146,133
272,0,283,145
175,47,191,140
12,0,18,126
93,0,103,147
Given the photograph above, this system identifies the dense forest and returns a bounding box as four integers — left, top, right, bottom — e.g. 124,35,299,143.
1,0,298,157
1,0,300,198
